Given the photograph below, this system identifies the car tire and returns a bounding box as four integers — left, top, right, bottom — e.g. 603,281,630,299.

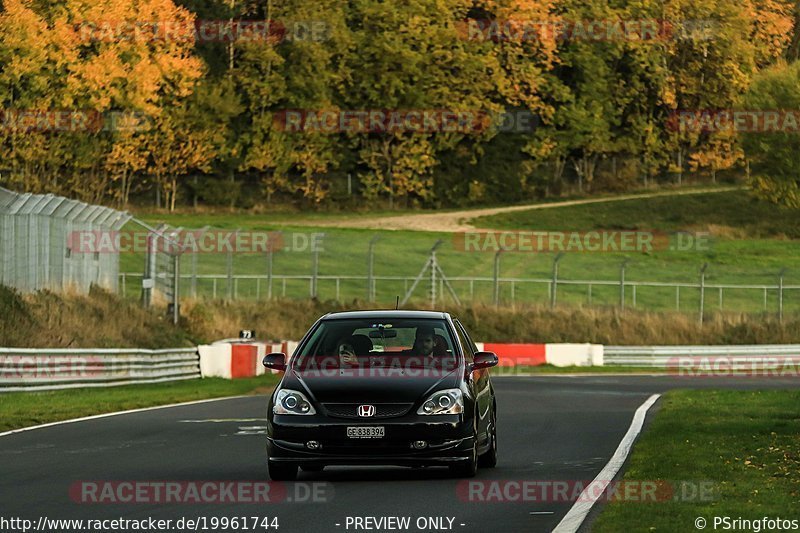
268,461,298,481
478,408,498,468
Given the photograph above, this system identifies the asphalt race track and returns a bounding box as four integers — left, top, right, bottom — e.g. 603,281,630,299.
2,376,799,533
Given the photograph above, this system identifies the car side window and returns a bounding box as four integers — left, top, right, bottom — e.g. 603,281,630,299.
453,320,475,363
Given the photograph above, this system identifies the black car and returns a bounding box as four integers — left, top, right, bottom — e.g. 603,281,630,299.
262,310,499,480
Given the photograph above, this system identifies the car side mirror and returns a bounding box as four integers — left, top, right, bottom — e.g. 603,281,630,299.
470,351,499,371
262,352,287,372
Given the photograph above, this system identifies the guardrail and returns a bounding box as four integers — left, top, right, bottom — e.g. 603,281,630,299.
604,345,800,367
0,347,200,392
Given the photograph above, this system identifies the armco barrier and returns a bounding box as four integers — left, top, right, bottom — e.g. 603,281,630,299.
604,345,800,367
0,347,200,392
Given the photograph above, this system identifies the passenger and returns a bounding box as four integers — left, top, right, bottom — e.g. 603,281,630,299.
336,334,373,365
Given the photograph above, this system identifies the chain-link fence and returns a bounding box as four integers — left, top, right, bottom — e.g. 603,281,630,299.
0,187,131,293
115,228,799,321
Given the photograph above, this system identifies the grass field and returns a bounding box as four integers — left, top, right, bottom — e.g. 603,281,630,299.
119,189,800,316
0,375,279,432
593,389,800,531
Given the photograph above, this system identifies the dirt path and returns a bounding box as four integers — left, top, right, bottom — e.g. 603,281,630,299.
293,186,740,232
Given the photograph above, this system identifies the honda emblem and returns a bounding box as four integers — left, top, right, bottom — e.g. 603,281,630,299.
358,404,376,417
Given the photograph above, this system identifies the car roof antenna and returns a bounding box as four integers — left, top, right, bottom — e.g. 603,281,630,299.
395,296,400,310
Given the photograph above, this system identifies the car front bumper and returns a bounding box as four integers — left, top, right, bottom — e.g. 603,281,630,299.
266,414,475,466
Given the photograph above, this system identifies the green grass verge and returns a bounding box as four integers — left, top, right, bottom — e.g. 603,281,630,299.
475,189,800,238
593,389,800,531
120,190,800,315
0,375,280,433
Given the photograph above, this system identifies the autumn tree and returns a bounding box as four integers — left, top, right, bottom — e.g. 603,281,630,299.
739,60,800,208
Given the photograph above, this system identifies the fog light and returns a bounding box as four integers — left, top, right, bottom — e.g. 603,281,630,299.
412,440,427,450
306,440,321,450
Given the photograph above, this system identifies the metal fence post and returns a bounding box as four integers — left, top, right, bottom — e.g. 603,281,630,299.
367,235,379,301
493,250,502,307
550,253,564,309
699,263,708,324
226,233,234,300
311,233,325,298
779,268,787,323
172,252,180,325
620,258,630,310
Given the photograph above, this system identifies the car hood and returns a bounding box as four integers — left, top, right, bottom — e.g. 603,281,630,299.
284,366,462,404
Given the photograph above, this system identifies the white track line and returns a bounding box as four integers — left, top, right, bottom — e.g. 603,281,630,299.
0,395,253,438
551,393,661,533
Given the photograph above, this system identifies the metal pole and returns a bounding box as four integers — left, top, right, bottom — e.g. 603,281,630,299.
226,233,235,300
266,230,279,301
191,226,208,299
431,249,437,307
311,233,325,299
779,268,787,323
699,263,708,324
367,235,379,301
172,252,180,325
267,245,273,300
550,253,564,309
620,259,630,310
493,250,502,307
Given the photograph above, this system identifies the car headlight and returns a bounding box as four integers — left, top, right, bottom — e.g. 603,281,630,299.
417,388,463,415
273,389,316,415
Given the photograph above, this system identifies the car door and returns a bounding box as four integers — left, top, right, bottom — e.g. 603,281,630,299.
453,319,492,445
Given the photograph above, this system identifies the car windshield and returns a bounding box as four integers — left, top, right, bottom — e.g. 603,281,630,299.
293,318,458,369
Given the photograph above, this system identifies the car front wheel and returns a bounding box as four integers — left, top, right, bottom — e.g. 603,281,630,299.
478,407,497,468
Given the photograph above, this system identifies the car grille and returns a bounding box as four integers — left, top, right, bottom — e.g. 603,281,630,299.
322,403,413,419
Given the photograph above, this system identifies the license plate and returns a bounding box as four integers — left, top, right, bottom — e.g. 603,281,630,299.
346,426,385,439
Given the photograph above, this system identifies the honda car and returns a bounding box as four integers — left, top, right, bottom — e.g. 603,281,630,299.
263,310,498,480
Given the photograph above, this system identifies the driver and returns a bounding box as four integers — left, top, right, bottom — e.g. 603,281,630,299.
336,336,359,365
407,325,437,357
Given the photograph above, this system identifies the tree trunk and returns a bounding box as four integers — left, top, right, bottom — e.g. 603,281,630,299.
169,177,177,212
788,4,800,60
